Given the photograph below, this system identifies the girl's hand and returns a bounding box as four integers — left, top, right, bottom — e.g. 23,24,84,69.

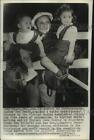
64,53,75,64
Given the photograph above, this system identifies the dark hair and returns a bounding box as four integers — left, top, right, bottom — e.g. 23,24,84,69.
55,4,77,24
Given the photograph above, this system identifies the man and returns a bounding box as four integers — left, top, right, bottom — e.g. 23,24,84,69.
32,12,62,107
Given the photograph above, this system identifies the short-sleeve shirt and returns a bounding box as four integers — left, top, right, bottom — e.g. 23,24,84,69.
56,24,77,42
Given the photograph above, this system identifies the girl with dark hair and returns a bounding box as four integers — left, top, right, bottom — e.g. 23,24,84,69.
47,4,78,76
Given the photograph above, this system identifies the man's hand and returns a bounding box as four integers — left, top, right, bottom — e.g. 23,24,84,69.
56,70,68,80
56,70,63,78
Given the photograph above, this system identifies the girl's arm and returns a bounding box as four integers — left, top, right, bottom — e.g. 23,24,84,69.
64,26,77,63
64,41,76,63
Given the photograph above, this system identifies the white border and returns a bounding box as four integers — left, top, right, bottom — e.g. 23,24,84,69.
1,1,4,140
88,0,93,138
0,0,93,140
0,0,91,4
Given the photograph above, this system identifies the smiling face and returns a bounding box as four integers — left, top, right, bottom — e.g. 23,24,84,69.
18,16,32,32
36,16,51,34
60,11,73,26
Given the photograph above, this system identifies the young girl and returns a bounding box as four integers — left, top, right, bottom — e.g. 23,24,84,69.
44,4,77,90
48,4,77,72
56,4,77,67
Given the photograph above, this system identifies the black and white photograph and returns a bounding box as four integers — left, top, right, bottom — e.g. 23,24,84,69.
3,3,89,107
0,0,93,139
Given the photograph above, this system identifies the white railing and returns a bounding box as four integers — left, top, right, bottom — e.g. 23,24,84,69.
77,32,88,40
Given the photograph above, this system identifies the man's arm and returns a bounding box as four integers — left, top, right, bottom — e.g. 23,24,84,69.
35,35,60,74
